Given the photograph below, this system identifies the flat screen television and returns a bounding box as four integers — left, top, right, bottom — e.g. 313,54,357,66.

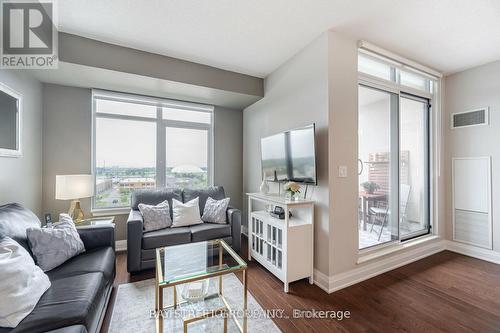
261,124,317,185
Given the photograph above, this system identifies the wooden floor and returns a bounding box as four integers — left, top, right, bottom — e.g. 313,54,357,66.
101,237,500,333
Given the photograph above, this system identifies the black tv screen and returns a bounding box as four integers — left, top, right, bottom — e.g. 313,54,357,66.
261,124,317,185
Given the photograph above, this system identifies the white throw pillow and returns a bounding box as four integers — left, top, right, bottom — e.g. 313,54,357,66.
171,198,203,227
0,237,51,327
27,213,85,272
138,200,172,232
202,197,230,224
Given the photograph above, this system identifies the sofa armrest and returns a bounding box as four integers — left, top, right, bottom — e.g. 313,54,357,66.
227,206,241,252
127,209,144,273
77,225,115,251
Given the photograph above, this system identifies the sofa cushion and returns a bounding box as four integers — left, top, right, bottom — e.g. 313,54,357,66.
27,214,85,272
182,186,226,214
0,203,41,254
2,272,106,333
190,223,231,242
47,247,115,282
142,227,191,249
131,188,182,219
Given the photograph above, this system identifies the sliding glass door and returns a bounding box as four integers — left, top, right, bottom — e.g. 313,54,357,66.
358,85,399,249
358,87,430,250
399,94,430,240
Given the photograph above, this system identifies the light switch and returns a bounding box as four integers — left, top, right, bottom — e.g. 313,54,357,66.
338,165,348,178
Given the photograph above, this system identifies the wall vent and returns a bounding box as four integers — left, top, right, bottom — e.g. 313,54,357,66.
451,107,489,129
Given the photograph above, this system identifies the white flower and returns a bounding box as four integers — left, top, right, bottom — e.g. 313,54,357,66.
284,182,301,193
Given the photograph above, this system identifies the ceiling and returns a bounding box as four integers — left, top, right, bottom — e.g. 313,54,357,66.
59,0,500,78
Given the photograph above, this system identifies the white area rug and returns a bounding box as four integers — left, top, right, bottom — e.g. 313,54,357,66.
109,274,281,333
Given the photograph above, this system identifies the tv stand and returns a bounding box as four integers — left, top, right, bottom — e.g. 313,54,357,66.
246,192,314,292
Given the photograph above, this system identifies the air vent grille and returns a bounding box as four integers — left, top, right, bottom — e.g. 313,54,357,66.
452,108,489,129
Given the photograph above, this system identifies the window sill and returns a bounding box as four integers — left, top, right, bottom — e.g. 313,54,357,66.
91,207,131,217
357,234,441,264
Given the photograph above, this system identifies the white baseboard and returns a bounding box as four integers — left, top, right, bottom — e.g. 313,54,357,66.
318,239,446,293
313,269,331,293
444,240,500,264
116,240,127,252
312,239,500,294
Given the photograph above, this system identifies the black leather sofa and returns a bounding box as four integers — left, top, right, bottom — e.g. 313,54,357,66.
127,186,241,273
0,203,115,333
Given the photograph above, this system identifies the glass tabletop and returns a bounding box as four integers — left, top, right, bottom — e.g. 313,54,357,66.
75,217,115,226
156,239,246,286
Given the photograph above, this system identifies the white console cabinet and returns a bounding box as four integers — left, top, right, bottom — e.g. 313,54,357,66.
246,193,314,292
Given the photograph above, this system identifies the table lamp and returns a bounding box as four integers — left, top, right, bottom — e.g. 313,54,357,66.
55,174,94,223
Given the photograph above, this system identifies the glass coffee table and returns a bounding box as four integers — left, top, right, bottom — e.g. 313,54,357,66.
155,240,248,333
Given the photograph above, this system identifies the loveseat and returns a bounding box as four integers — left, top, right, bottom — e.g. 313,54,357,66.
127,186,241,273
0,203,115,333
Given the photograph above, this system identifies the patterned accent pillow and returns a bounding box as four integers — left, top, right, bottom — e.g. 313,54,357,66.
27,214,85,272
201,197,230,224
138,200,172,232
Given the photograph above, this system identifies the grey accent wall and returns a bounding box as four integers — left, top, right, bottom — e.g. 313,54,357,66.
214,106,243,209
42,84,92,222
59,32,263,97
243,33,331,276
444,60,500,252
42,84,243,241
0,71,43,215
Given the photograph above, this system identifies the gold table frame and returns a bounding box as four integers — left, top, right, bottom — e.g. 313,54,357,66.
155,239,248,333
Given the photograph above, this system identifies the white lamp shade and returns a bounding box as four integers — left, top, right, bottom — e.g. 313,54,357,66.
55,175,94,200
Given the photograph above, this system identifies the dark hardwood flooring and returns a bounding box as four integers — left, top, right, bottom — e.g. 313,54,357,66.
101,237,500,332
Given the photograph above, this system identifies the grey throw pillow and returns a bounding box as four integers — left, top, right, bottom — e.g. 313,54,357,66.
201,197,230,224
27,214,85,272
138,200,172,232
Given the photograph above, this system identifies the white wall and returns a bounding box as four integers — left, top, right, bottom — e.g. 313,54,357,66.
445,60,500,251
0,71,43,215
243,33,331,276
327,32,360,275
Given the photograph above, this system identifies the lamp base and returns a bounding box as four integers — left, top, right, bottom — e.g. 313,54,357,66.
68,200,85,223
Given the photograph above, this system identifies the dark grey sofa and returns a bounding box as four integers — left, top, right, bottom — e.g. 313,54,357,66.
0,203,115,333
127,186,241,273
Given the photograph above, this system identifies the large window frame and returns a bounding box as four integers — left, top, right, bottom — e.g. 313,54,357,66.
91,90,214,213
358,48,441,252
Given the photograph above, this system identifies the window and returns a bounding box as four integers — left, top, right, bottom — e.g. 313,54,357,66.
358,50,436,250
358,53,393,81
358,50,434,94
165,127,209,188
92,91,213,210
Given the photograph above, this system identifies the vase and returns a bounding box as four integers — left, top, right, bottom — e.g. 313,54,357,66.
260,178,269,194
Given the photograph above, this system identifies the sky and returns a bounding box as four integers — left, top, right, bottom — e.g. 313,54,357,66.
95,99,209,169
96,118,208,168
